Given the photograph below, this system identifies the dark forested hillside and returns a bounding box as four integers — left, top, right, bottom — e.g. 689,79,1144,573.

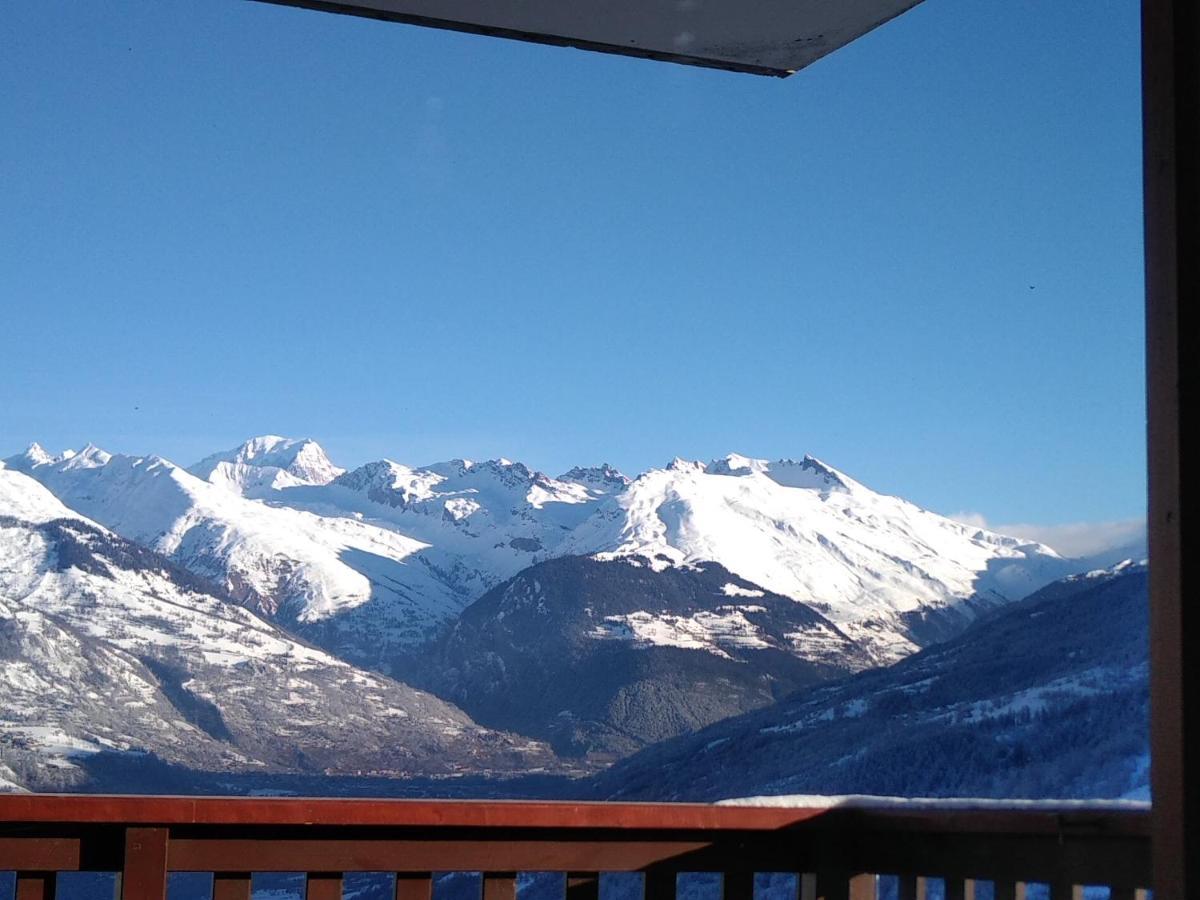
591,564,1149,801
423,556,873,758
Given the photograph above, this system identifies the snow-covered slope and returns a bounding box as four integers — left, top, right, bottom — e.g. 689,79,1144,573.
5,445,462,653
195,450,619,650
562,454,1070,662
325,456,603,571
0,467,554,790
592,563,1150,802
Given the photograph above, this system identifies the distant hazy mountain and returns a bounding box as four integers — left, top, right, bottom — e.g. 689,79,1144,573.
590,562,1149,802
0,466,555,792
425,555,873,758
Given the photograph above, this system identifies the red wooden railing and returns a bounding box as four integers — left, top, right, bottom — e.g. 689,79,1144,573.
0,796,1150,900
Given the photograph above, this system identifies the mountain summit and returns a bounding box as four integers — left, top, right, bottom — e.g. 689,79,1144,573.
189,435,345,494
562,453,1066,662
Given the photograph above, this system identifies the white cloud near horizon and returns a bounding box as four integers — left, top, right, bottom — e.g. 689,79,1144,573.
948,512,1147,559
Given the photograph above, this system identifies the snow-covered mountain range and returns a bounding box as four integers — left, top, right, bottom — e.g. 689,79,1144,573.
5,437,1073,672
0,435,1139,789
0,466,555,791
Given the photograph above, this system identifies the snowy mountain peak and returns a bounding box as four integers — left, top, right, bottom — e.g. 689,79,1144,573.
62,443,113,470
1077,558,1148,581
692,453,850,492
333,459,441,508
665,457,707,474
762,455,851,492
189,435,344,494
428,457,522,481
561,451,1072,663
703,453,768,477
2,442,115,473
3,442,57,470
560,464,630,494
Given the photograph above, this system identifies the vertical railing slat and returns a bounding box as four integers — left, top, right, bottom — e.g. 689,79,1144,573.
395,874,433,900
483,873,517,900
122,827,169,900
15,873,57,900
897,876,928,900
212,873,252,900
306,873,343,900
847,875,874,900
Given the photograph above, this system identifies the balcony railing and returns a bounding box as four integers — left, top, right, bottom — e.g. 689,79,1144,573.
0,795,1150,900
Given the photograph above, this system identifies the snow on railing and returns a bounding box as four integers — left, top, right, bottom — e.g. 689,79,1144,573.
0,795,1150,900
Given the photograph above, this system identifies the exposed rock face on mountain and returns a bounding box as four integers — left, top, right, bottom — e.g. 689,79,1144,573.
426,556,873,758
0,467,556,792
590,563,1149,802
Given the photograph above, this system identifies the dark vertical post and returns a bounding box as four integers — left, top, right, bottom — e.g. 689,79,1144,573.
395,875,433,900
1143,0,1199,897
213,874,253,900
482,874,517,900
847,875,874,900
122,827,169,900
14,873,56,900
306,873,343,900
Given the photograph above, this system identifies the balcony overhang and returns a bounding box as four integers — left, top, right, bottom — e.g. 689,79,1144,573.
248,0,923,77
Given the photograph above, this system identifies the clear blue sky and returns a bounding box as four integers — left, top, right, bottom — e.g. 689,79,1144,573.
0,0,1145,528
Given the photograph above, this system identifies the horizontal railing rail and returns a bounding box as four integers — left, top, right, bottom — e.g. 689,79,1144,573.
0,796,1151,900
